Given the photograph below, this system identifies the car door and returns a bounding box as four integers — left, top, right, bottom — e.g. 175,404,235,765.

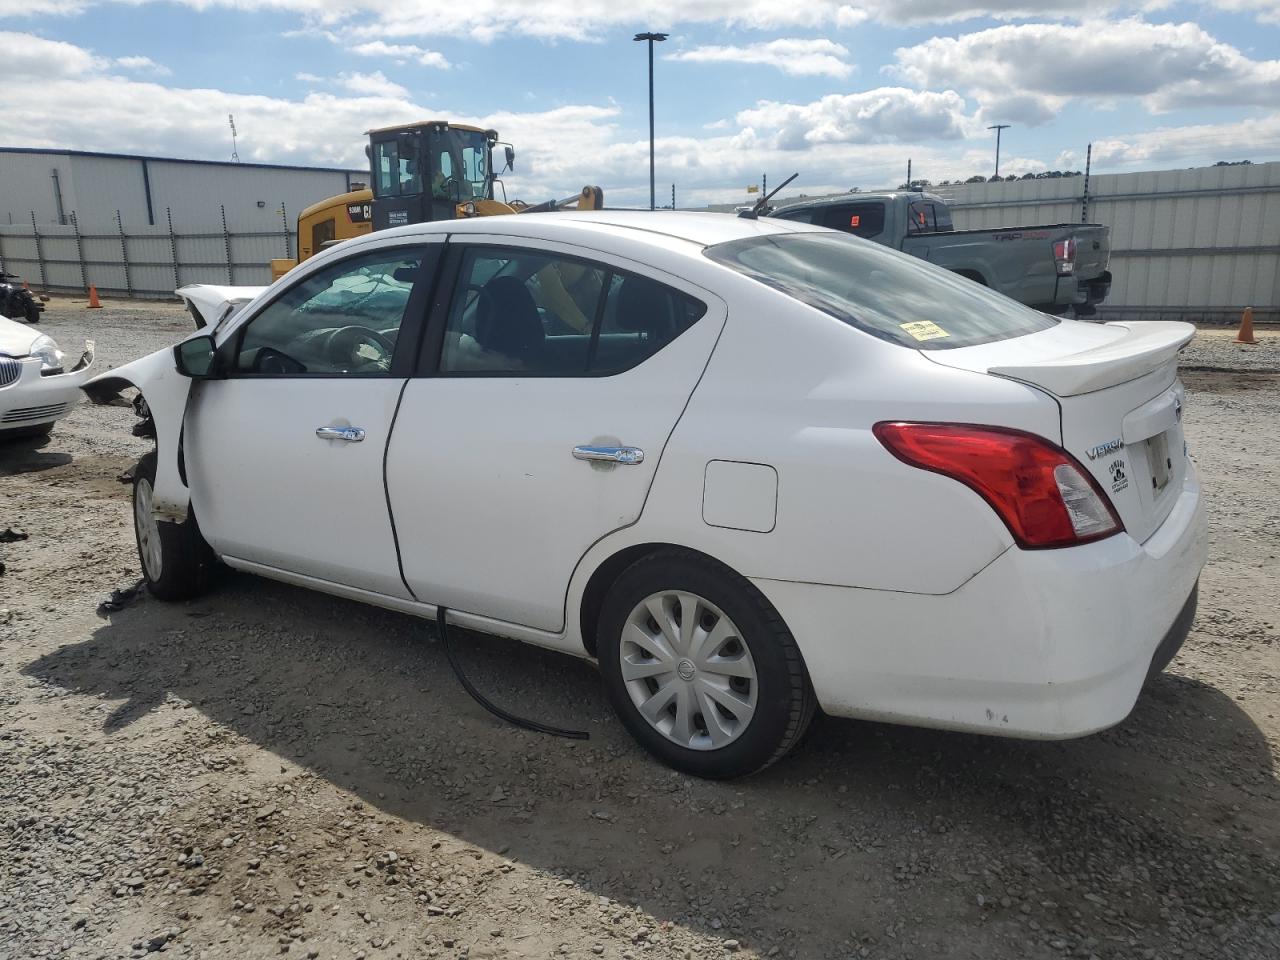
386,237,726,632
184,240,440,597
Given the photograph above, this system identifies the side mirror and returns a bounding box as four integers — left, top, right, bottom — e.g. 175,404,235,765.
174,334,218,379
504,145,515,171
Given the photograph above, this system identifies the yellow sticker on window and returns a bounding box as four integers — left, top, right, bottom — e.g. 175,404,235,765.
900,320,950,342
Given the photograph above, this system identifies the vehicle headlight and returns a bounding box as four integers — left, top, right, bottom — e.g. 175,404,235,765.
30,334,65,373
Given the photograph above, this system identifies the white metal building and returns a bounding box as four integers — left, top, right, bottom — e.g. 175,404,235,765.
0,147,364,232
0,147,365,291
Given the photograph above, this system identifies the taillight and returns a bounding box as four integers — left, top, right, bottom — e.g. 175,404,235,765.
873,422,1123,549
1053,237,1076,276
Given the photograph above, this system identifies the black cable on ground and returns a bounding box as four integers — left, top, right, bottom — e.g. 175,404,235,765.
435,607,589,740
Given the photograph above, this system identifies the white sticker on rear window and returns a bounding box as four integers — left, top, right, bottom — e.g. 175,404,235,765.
900,320,950,342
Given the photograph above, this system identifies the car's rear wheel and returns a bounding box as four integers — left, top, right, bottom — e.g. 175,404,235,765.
132,451,215,600
598,550,815,778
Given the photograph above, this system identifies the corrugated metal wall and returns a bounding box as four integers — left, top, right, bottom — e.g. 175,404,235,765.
0,148,365,292
931,161,1280,324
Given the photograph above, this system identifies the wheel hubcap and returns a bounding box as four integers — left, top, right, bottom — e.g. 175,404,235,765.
620,591,758,751
134,477,163,581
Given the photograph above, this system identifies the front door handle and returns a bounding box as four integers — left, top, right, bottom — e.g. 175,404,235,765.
316,425,366,442
573,444,644,465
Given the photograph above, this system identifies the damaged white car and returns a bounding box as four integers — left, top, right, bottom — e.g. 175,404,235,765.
84,211,1206,778
0,314,94,439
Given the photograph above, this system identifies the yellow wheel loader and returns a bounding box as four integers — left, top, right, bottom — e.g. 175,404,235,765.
270,121,604,280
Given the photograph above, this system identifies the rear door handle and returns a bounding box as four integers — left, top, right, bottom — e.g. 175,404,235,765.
316,426,366,442
573,444,644,465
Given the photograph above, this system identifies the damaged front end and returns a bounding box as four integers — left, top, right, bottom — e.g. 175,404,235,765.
82,346,193,522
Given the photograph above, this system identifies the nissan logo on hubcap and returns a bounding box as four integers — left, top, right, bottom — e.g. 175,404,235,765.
677,659,696,681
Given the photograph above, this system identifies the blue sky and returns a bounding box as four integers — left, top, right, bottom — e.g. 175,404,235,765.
2,1,1278,206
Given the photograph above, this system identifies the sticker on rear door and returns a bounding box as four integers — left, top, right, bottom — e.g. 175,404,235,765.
900,320,950,342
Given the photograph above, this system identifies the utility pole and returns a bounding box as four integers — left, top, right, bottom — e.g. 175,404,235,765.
907,158,912,188
633,32,668,210
987,124,1010,179
228,114,240,163
671,183,675,210
1081,143,1092,223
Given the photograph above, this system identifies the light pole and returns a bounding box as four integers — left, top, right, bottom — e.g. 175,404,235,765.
634,31,668,210
987,124,1010,180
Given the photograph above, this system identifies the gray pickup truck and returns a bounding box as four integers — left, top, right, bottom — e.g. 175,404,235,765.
770,191,1112,315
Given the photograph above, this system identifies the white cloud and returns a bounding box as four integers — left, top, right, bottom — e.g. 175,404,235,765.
336,70,409,98
665,38,852,78
295,71,324,83
115,54,171,75
890,19,1280,123
2,30,1277,211
737,88,977,149
1086,112,1280,168
348,39,450,68
0,30,101,77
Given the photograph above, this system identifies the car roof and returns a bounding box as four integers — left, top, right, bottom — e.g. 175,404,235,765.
377,209,817,250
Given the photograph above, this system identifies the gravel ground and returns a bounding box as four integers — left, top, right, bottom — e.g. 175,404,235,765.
2,299,1278,960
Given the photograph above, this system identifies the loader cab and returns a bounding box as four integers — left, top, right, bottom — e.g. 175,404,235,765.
367,121,500,230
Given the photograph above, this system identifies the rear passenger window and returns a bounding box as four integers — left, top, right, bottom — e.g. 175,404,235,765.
439,247,705,376
820,203,885,240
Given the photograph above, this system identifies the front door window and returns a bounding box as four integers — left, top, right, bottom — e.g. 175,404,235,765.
235,249,424,376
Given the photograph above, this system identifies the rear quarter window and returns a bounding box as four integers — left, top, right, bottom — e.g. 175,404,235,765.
704,232,1057,350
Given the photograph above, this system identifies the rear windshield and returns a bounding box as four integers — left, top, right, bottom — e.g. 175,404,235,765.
704,231,1057,350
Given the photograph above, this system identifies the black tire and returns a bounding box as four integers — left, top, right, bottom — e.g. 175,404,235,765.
132,451,215,601
597,550,816,779
24,301,40,323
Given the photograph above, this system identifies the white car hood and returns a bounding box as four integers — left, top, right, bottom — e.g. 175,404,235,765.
177,283,267,329
0,313,37,357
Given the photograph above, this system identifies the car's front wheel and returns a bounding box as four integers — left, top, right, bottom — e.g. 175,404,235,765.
132,451,215,600
598,550,815,778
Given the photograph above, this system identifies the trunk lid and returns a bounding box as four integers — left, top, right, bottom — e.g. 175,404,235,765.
926,319,1195,543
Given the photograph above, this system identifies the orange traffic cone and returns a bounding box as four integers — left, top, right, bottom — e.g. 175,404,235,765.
1234,306,1256,345
87,285,102,309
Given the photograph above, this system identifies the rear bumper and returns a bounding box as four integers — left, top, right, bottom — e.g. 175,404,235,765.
753,462,1207,739
0,345,95,431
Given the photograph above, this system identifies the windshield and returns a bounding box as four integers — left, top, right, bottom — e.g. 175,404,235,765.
704,232,1057,350
435,129,490,201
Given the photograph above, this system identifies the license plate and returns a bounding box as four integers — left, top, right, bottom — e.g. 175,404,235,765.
1148,431,1172,493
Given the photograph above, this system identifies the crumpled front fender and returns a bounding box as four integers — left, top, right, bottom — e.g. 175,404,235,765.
83,347,192,523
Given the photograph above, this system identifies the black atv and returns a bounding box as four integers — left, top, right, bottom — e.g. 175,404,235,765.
0,271,44,323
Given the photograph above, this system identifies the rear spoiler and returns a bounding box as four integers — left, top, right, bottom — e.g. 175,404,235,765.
988,322,1194,396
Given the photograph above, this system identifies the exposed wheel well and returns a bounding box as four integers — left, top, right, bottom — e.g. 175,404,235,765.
578,543,740,657
951,269,987,286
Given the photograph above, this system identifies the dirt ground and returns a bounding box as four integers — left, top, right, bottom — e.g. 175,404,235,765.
2,299,1278,960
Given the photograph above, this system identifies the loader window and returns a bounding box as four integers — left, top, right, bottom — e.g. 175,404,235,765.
374,141,399,197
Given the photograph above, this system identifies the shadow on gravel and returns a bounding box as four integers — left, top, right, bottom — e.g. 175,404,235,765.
25,571,1280,956
0,431,72,475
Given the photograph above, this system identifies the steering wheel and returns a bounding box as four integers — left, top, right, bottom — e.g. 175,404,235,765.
327,325,395,370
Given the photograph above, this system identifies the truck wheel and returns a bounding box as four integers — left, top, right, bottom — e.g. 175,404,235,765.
132,451,216,601
24,301,40,323
598,550,816,779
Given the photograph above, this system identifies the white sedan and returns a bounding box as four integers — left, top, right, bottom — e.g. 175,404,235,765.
0,314,94,438
83,211,1207,778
